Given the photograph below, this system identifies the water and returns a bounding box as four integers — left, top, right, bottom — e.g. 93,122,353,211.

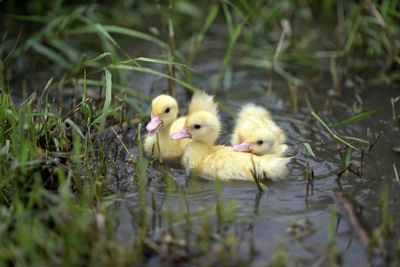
109,66,399,266
11,36,396,265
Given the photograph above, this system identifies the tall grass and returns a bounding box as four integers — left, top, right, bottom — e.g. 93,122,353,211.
2,0,398,100
0,77,257,265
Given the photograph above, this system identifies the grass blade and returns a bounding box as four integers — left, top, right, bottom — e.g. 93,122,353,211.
5,14,49,23
99,69,112,136
330,110,376,128
311,111,357,150
303,142,316,158
27,40,71,69
68,25,169,49
344,147,353,168
93,24,119,47
133,57,194,71
65,118,85,139
110,64,200,92
238,57,302,85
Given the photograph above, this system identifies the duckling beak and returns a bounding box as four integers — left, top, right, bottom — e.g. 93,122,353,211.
171,127,192,140
233,141,252,152
146,115,163,135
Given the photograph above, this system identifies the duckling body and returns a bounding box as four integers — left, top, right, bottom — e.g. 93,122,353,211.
231,103,288,156
172,110,290,181
183,143,290,181
144,91,217,161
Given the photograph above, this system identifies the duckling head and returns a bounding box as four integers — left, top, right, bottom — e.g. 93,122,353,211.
233,125,284,155
146,95,179,135
171,111,220,144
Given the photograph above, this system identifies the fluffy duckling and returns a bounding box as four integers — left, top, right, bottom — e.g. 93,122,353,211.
231,103,288,157
172,110,290,181
144,95,188,161
144,91,217,161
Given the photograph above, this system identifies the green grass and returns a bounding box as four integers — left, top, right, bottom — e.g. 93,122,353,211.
311,111,357,150
0,87,255,266
328,209,341,267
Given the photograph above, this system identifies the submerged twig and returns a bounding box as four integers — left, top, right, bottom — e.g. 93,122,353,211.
333,191,371,248
305,164,314,199
393,163,400,185
390,96,400,125
111,127,135,165
330,56,342,96
156,133,162,165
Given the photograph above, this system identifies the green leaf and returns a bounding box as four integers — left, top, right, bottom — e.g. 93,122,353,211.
110,64,200,92
98,69,112,136
311,111,357,150
303,143,316,158
5,14,49,23
237,57,302,85
204,5,219,31
344,147,353,168
27,40,71,69
93,23,119,48
68,25,168,49
0,140,10,156
133,57,194,71
65,119,85,139
330,110,376,128
328,208,337,242
176,1,203,18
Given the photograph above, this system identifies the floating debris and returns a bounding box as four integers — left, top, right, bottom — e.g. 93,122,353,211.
392,144,400,154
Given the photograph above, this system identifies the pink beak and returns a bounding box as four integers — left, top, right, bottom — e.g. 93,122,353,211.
171,127,192,140
233,141,252,152
146,115,163,135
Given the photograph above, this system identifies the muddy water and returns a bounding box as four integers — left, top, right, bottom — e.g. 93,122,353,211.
112,65,399,266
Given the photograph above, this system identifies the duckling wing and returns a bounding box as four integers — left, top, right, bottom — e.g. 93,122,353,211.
199,146,251,181
199,146,290,181
257,155,291,180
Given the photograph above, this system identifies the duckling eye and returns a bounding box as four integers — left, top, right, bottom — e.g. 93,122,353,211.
165,108,170,113
194,124,201,129
256,140,264,145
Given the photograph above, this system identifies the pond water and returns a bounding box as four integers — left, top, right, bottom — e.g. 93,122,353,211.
108,64,400,266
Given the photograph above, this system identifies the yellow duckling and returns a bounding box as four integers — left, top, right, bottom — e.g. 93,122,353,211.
231,103,288,156
144,91,216,161
172,110,290,181
144,94,187,161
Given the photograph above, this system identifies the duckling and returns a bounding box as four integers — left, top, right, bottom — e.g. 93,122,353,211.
172,110,290,181
144,91,217,161
231,103,288,157
144,95,187,161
